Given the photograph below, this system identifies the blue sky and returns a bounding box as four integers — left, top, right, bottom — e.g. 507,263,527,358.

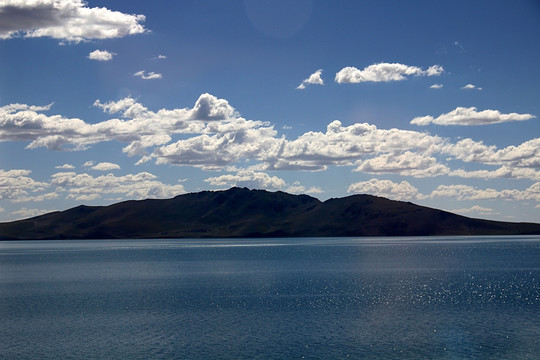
1,0,539,222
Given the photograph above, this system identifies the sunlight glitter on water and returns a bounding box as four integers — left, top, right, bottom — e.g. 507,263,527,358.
1,236,539,359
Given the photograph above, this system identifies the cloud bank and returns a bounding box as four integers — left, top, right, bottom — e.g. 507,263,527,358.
91,162,120,171
335,63,443,83
0,0,147,43
411,107,535,126
348,178,423,201
348,178,540,203
1,94,538,182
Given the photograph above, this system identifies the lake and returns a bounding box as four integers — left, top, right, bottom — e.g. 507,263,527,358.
1,236,539,359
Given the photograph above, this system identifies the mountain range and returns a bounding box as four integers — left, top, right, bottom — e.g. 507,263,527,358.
1,187,539,240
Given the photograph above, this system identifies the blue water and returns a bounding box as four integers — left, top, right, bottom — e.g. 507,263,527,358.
1,236,539,359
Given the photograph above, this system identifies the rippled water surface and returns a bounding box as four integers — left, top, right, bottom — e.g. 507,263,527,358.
1,236,539,359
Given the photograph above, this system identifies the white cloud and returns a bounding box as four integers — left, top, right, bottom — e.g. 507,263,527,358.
0,168,185,210
411,107,535,126
348,178,424,201
153,125,279,170
51,171,185,200
204,170,286,190
134,70,162,80
11,192,59,203
451,166,540,181
286,181,323,195
10,208,54,220
0,93,238,153
55,163,74,169
425,65,444,76
1,103,53,112
72,194,100,201
204,170,323,195
442,137,540,170
461,83,482,90
297,69,324,89
354,151,450,177
0,0,147,43
90,162,120,171
451,205,498,216
0,169,48,201
268,120,444,171
2,94,538,182
430,84,443,89
93,97,149,118
335,63,443,83
348,179,540,204
429,183,540,202
155,117,442,172
88,50,115,61
152,54,167,60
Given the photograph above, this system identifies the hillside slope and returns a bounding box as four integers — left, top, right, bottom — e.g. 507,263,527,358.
1,187,539,239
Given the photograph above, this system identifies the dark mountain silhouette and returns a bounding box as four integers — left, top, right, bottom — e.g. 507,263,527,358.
1,187,539,240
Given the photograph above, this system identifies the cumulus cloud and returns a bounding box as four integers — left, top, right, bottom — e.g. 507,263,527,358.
88,50,115,61
90,162,120,171
204,170,286,190
152,125,279,170
0,169,48,201
461,84,482,90
152,118,444,172
0,103,102,150
267,120,444,171
152,54,167,60
451,205,498,216
297,69,324,89
93,97,149,118
204,171,323,195
11,192,59,204
349,179,540,204
134,70,162,80
286,181,323,195
348,178,424,201
430,84,443,89
441,137,540,170
429,183,540,202
1,167,185,207
411,107,535,126
2,94,539,181
354,151,450,177
11,208,54,220
0,0,147,43
55,163,74,169
1,103,53,112
335,63,443,83
451,166,540,181
0,93,239,154
51,171,185,200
